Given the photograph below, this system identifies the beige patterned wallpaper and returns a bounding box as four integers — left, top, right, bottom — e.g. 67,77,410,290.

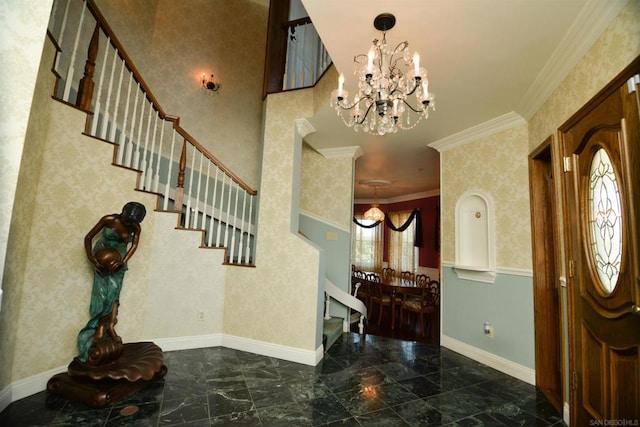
300,142,354,230
441,124,532,270
224,88,323,352
0,2,54,389
528,0,640,148
96,0,268,189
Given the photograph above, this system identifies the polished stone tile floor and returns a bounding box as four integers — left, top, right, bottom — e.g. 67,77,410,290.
0,333,565,426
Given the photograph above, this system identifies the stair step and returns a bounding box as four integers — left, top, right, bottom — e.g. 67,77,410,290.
322,317,343,352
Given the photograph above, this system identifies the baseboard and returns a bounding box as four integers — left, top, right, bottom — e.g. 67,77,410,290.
221,334,324,366
563,401,570,426
1,333,323,409
0,384,11,414
441,334,536,385
4,364,68,409
155,333,323,366
151,334,223,352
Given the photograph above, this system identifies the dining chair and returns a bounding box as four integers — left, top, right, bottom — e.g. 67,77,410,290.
400,271,415,283
381,267,395,282
369,280,392,325
352,270,369,309
399,278,440,337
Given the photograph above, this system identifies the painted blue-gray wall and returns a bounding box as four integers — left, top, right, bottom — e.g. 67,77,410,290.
441,266,535,369
299,213,351,319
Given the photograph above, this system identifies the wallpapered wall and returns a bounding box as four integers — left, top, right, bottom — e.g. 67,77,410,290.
95,0,268,189
0,1,53,373
528,0,640,150
0,6,54,390
441,123,531,270
224,88,323,353
300,143,354,231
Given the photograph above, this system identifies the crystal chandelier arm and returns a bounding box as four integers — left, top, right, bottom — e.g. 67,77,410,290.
401,98,430,113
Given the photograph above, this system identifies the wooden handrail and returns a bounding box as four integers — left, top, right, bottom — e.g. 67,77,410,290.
281,17,312,30
83,0,256,195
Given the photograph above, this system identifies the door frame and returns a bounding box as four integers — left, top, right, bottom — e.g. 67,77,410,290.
528,136,564,413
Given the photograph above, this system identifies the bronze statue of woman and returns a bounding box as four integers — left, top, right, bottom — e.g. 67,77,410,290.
76,201,146,364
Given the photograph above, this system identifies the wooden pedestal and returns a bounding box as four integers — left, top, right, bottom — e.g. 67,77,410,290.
47,342,167,408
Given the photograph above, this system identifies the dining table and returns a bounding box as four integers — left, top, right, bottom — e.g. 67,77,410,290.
358,271,422,330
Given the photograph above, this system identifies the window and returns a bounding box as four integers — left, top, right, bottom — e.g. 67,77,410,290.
352,214,382,271
388,210,417,274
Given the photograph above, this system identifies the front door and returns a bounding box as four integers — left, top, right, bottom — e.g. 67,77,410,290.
561,62,640,425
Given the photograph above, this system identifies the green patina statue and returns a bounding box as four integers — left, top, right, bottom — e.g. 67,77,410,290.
76,201,146,364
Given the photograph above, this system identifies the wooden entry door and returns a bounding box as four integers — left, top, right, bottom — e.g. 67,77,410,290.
561,61,640,424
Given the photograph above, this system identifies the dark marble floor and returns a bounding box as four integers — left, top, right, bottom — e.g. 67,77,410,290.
0,333,565,426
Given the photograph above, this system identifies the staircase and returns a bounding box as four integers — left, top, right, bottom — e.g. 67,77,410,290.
323,278,367,352
47,0,257,266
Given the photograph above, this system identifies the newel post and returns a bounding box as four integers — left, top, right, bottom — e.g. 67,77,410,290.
174,139,187,213
76,23,100,111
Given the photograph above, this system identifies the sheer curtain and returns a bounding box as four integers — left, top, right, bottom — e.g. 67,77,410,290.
388,210,417,274
352,214,383,272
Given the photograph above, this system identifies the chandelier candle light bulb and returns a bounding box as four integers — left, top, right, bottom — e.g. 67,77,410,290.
331,13,435,135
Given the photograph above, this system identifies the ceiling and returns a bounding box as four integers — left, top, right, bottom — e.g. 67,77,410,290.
299,0,626,201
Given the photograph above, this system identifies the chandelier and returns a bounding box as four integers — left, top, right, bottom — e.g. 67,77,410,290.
331,13,435,136
361,180,389,222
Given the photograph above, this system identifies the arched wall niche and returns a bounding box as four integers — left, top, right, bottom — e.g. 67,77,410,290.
454,190,496,283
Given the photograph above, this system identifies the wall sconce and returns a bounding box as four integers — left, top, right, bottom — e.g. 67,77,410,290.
202,73,221,93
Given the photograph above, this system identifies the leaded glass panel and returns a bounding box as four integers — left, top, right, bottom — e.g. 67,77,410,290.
588,148,622,294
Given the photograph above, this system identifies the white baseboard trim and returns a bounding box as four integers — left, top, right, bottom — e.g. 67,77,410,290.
3,363,68,411
151,334,223,352
154,333,323,366
563,401,570,426
0,384,11,414
222,334,324,366
441,334,536,385
1,334,323,410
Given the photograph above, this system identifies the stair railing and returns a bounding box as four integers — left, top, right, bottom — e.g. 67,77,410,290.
46,0,257,265
324,278,367,334
282,17,332,91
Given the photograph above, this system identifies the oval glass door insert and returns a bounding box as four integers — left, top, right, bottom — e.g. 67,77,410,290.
588,147,623,294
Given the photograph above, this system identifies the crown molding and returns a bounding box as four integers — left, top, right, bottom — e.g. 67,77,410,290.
515,0,628,120
429,112,526,153
295,118,316,138
317,145,363,159
354,189,440,205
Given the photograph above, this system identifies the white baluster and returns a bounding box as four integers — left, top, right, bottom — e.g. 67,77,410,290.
152,120,165,193
90,35,110,136
202,160,211,233
193,151,204,228
138,101,153,187
163,130,177,211
216,174,226,247
132,96,145,170
109,60,125,143
184,145,197,228
53,0,71,75
230,184,240,262
116,74,133,165
125,83,140,168
145,114,159,190
245,195,254,263
301,24,309,86
324,294,331,320
62,0,87,102
99,46,118,139
238,191,247,263
207,167,220,247
224,178,233,255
